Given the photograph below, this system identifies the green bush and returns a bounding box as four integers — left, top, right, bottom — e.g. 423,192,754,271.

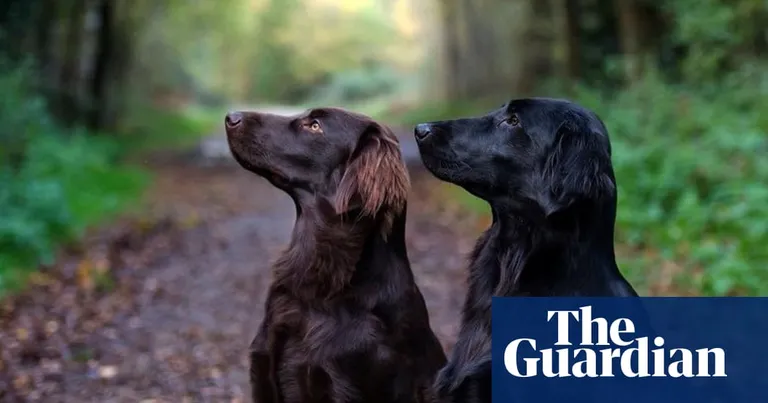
0,65,149,293
572,70,768,295
388,69,768,296
118,103,225,153
308,65,403,105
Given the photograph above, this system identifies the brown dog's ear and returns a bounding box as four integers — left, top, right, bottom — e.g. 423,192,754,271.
537,121,616,217
334,122,410,228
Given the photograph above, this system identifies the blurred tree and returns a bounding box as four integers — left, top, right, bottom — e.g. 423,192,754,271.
87,0,115,130
0,0,152,131
430,0,768,95
250,0,301,101
436,0,536,100
1,0,427,125
664,0,768,84
550,0,581,86
57,0,87,126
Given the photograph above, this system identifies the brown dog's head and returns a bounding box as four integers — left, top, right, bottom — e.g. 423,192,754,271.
225,107,409,228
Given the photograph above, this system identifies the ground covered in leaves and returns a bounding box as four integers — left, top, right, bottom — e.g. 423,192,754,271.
0,147,486,402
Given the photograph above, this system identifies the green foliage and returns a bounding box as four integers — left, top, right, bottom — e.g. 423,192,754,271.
384,0,768,296
394,68,767,296
119,104,226,153
378,98,498,125
0,65,149,293
308,65,403,105
664,0,768,83
249,0,404,103
134,0,419,104
249,0,302,101
573,70,768,296
132,0,252,102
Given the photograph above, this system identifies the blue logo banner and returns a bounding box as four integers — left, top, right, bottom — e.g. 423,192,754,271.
491,297,768,403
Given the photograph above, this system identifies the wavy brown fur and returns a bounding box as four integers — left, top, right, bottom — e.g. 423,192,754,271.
334,122,410,237
225,107,445,403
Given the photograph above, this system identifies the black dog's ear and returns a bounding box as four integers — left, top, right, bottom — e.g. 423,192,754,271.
334,122,410,232
537,121,616,217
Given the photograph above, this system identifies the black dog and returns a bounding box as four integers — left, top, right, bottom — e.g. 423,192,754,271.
225,107,446,403
414,98,638,402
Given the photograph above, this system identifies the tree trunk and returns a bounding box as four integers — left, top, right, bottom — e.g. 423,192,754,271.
29,0,57,105
435,0,543,101
88,0,115,131
565,0,581,82
550,0,581,91
35,0,56,71
614,0,644,83
439,0,462,100
57,0,87,126
519,0,553,94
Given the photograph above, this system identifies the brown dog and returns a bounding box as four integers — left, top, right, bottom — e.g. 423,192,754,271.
225,107,446,403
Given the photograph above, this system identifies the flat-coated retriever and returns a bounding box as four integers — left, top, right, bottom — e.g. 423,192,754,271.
225,107,447,403
413,98,638,402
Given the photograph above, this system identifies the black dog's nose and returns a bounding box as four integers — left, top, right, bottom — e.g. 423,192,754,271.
414,123,432,141
225,111,243,129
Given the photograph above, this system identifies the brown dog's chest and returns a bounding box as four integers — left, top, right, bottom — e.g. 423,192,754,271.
283,306,389,362
271,306,412,403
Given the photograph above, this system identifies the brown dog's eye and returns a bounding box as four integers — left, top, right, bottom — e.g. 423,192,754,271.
308,120,322,133
507,115,520,126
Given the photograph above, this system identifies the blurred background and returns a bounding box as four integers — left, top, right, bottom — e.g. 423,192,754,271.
0,0,767,399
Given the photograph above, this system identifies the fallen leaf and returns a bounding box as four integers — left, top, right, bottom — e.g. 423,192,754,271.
76,259,94,291
98,365,118,379
12,373,31,390
42,359,62,374
45,320,59,336
27,272,55,286
181,212,201,229
15,327,29,341
136,216,157,232
93,255,110,276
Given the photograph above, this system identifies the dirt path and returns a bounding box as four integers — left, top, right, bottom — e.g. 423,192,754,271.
0,121,485,402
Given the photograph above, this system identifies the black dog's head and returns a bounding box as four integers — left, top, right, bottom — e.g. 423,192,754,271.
225,107,409,226
414,98,616,217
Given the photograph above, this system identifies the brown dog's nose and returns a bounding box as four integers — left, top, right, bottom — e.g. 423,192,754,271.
225,111,243,129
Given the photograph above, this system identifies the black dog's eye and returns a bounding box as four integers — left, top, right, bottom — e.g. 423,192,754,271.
506,115,520,126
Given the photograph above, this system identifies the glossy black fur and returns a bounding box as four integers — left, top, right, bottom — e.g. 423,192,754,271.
414,98,638,403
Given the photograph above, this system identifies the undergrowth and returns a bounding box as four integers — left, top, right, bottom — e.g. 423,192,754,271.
118,103,225,154
385,70,768,296
0,65,149,295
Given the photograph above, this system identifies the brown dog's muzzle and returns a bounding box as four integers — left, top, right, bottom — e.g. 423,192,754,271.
225,111,243,131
